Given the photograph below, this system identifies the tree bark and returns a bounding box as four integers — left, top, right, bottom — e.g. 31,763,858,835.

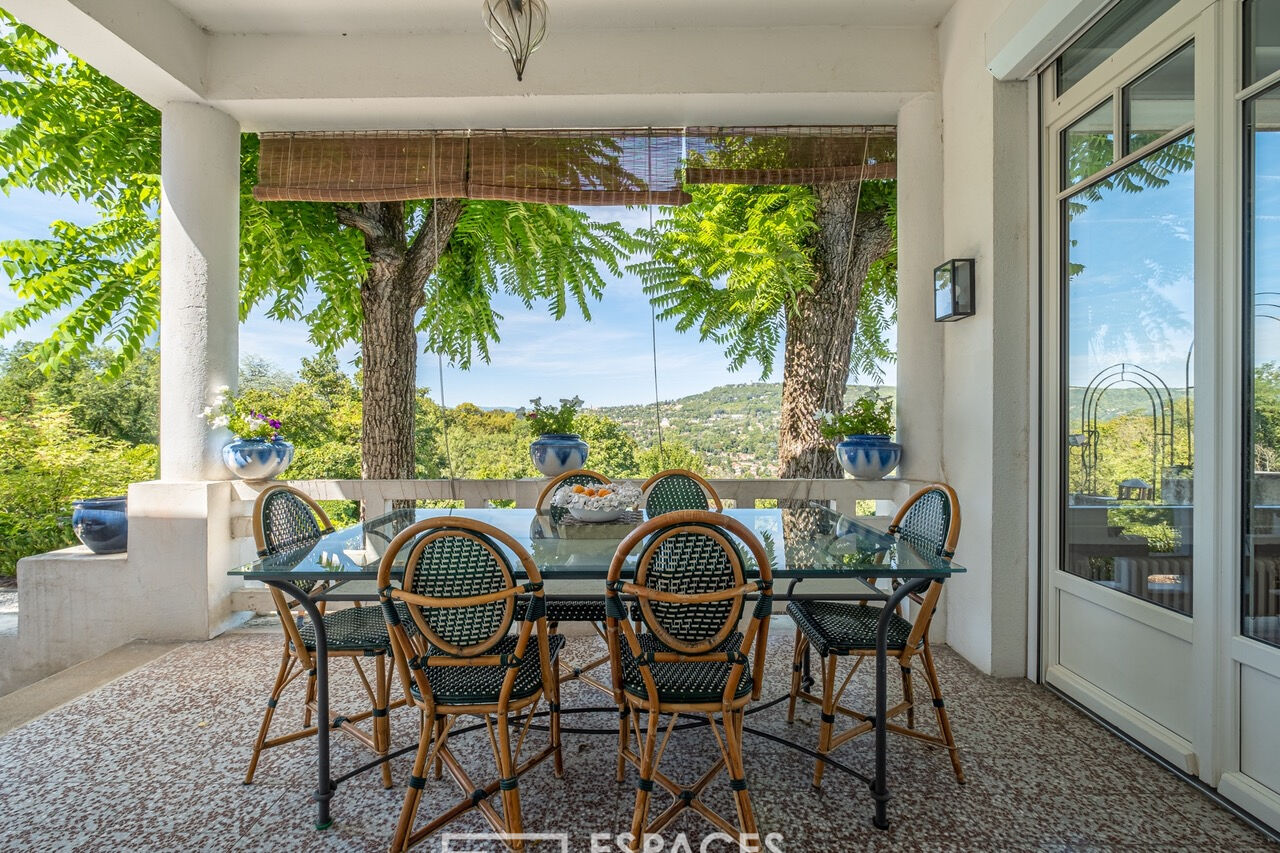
778,182,894,483
339,199,463,482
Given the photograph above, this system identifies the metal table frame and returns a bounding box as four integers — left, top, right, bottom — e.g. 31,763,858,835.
235,510,953,834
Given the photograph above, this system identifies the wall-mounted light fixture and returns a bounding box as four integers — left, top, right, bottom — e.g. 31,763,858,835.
934,258,975,322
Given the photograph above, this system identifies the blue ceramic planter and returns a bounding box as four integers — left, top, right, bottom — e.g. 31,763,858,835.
222,438,295,481
530,433,589,477
835,435,902,480
72,496,128,554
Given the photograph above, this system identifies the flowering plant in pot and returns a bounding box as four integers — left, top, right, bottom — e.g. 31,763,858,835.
204,386,294,480
517,396,588,477
815,392,902,479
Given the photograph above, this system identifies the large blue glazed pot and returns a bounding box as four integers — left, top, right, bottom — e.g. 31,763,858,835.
530,433,589,477
71,496,128,554
835,435,903,480
222,438,295,481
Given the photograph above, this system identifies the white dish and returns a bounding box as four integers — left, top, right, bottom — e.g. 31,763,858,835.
567,505,627,523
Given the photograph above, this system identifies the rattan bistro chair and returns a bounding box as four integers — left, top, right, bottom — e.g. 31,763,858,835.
785,483,964,787
377,517,563,852
605,511,773,850
244,484,399,788
640,469,723,517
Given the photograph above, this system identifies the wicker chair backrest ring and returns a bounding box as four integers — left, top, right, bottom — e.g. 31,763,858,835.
889,483,961,560
537,469,611,525
635,522,745,653
253,485,335,595
641,469,722,517
402,527,517,657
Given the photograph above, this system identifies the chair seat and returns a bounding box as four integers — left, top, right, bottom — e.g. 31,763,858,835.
545,597,607,623
786,600,916,657
620,633,752,704
296,602,417,653
412,634,566,706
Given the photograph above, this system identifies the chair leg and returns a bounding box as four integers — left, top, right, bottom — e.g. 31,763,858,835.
627,709,662,852
920,643,964,784
494,711,525,849
901,663,916,730
787,627,806,723
391,716,436,853
302,667,317,729
616,707,629,783
813,653,836,789
549,674,564,779
376,653,393,789
723,709,757,838
433,716,446,780
244,644,294,784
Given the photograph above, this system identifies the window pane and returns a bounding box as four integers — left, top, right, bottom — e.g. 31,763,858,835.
1244,88,1280,646
1057,0,1181,96
1063,132,1195,616
1063,99,1115,187
1125,42,1194,153
1246,0,1280,88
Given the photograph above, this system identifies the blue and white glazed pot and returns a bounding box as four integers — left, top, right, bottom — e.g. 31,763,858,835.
835,435,902,480
530,433,589,477
71,496,128,554
222,438,295,481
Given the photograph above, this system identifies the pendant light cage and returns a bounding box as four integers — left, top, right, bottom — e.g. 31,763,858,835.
482,0,548,81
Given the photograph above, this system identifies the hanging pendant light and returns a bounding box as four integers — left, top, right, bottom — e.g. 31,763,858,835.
482,0,548,82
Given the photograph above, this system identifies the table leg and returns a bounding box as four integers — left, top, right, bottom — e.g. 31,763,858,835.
266,581,334,831
872,578,928,830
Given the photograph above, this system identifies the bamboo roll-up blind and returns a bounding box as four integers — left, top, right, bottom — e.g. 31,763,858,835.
683,126,897,185
467,129,689,206
253,132,469,202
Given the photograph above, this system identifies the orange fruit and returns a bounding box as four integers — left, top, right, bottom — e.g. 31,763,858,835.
597,488,612,497
571,484,586,494
584,488,597,497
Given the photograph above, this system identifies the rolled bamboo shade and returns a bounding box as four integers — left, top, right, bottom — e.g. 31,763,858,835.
684,126,897,185
252,126,898,204
253,131,469,202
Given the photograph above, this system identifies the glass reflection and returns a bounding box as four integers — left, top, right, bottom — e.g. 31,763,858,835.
1063,133,1195,616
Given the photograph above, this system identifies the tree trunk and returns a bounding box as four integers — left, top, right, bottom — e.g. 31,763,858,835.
778,182,894,483
338,199,463,484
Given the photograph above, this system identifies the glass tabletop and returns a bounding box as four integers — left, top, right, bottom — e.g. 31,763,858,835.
229,505,965,583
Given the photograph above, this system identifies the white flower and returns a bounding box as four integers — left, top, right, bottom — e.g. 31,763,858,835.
212,415,230,429
201,406,213,418
215,385,230,394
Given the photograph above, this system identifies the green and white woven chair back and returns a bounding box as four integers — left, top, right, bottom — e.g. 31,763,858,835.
547,472,608,524
644,474,710,517
259,489,326,593
404,529,517,657
897,488,953,558
635,522,746,653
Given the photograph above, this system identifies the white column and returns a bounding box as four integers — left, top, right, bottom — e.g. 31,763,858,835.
895,93,945,481
159,102,240,481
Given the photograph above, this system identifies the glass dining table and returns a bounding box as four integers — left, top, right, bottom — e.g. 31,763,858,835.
229,504,964,833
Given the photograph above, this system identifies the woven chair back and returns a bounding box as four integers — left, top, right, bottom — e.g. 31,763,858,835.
641,470,721,517
254,485,333,594
402,527,517,657
537,469,611,524
635,522,746,653
892,484,960,559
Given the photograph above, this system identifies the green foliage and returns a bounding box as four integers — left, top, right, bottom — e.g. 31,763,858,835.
516,396,583,436
203,388,284,440
575,412,640,476
815,392,894,439
635,440,705,478
0,407,156,573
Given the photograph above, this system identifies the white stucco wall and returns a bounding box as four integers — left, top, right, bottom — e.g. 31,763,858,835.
937,0,1033,677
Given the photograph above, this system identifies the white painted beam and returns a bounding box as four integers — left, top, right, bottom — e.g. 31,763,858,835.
5,0,208,104
986,0,1109,81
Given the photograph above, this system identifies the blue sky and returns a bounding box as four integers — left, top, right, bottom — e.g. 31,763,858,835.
0,195,896,408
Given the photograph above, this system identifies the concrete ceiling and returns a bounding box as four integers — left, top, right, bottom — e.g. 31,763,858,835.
166,0,958,36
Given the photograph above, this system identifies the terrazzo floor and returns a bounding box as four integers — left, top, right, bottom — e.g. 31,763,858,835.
0,624,1273,852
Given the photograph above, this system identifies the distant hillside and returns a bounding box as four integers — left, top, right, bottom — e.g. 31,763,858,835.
592,382,891,477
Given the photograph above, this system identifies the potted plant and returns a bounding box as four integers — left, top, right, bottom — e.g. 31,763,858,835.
518,396,588,477
71,496,129,554
815,392,902,479
204,386,294,481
